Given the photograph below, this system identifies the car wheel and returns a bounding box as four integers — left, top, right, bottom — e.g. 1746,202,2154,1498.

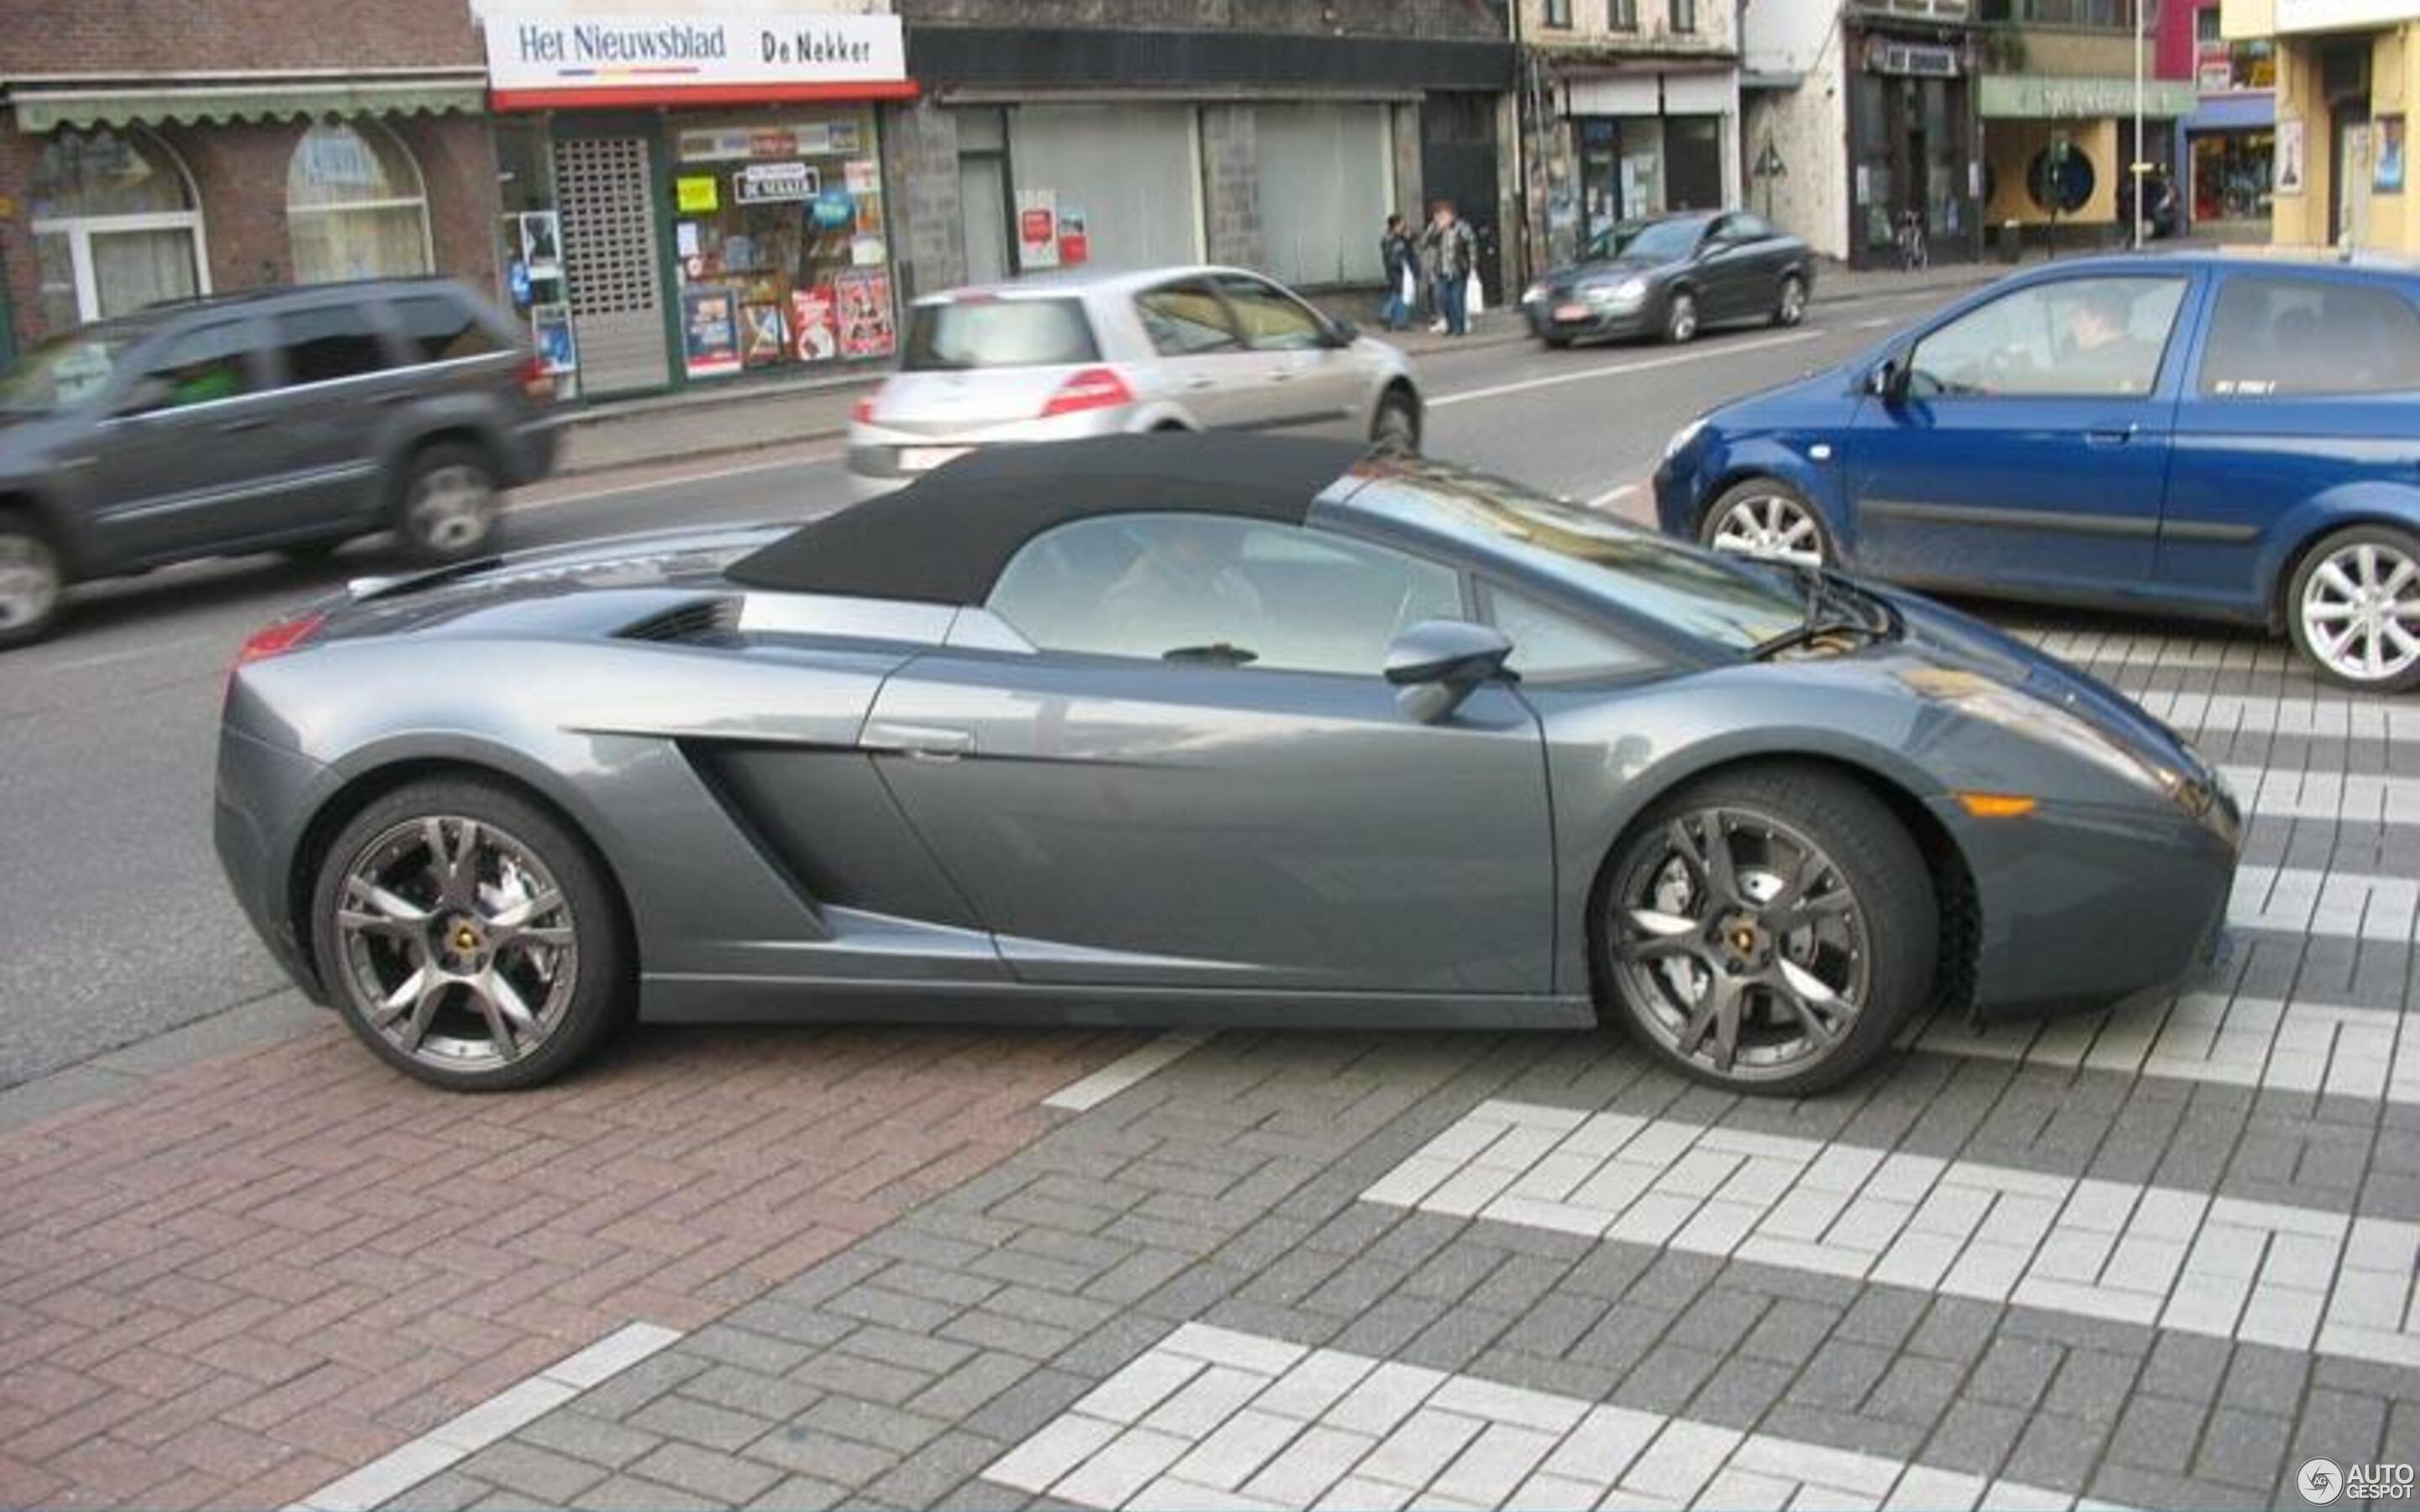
397,444,502,565
311,777,631,1091
1370,387,1422,455
1664,291,1699,344
1598,765,1936,1096
1699,478,1833,569
1773,273,1807,328
0,510,65,650
2287,525,2420,692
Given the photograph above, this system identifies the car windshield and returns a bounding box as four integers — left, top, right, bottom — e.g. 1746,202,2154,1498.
0,326,141,412
902,297,1099,371
1593,218,1705,263
1355,465,1808,653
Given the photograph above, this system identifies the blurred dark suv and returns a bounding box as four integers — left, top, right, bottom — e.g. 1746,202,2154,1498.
0,278,558,646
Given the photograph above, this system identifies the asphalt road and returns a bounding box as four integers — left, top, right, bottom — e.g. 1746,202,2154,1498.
0,283,1967,1089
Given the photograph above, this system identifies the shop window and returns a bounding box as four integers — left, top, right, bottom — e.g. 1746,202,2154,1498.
1608,0,1636,27
2201,277,2420,397
1544,0,1570,29
287,121,432,284
30,126,206,331
1669,0,1697,34
670,109,893,376
271,304,392,386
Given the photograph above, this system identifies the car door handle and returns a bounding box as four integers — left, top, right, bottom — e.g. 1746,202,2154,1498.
2084,424,2139,446
860,721,974,760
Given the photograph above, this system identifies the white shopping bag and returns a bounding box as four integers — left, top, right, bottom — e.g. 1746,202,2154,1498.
1465,271,1485,318
1399,265,1417,305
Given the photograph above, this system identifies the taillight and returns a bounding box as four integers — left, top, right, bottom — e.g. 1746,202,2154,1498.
1040,366,1134,418
519,354,554,404
851,385,882,425
234,610,327,670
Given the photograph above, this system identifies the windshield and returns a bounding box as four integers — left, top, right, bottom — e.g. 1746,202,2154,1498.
1590,218,1705,264
0,327,140,412
903,297,1099,371
1353,465,1807,652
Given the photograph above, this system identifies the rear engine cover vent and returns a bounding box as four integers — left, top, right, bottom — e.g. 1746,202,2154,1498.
619,596,743,646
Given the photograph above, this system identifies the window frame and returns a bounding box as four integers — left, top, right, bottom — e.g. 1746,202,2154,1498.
1903,273,2193,402
1475,577,1660,685
29,125,212,328
1544,0,1572,29
113,315,274,417
985,512,1476,680
285,119,435,285
1608,0,1637,28
2194,272,2420,400
1669,0,1697,33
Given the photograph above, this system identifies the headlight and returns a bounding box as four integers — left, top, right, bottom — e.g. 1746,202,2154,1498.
1522,282,1548,304
1662,416,1707,461
1611,276,1649,302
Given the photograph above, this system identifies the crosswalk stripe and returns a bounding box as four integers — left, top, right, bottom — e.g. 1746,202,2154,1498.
1361,1100,2420,1369
2232,864,2419,941
2129,689,2420,745
2218,764,2420,825
1902,993,2420,1105
982,1321,2116,1511
2015,628,2296,675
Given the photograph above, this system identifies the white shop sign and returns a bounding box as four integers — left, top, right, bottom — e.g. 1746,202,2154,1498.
484,10,907,99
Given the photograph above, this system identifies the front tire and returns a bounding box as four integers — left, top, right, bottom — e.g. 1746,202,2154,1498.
1664,291,1700,344
1597,766,1936,1096
1773,273,1807,328
310,777,631,1091
1698,478,1833,569
396,444,502,565
2288,524,2420,691
0,510,65,649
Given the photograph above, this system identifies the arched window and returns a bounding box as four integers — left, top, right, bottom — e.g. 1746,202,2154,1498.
287,120,433,283
30,126,207,330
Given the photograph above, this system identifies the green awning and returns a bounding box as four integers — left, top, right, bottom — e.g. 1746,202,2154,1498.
11,78,486,133
1980,74,2200,121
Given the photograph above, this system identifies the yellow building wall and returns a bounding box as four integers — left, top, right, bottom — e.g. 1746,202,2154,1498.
2269,21,2420,252
1985,117,2120,225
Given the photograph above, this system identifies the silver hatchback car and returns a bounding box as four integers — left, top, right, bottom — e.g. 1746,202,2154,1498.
847,265,1423,495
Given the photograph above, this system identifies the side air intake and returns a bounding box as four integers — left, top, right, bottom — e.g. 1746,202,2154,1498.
618,596,743,646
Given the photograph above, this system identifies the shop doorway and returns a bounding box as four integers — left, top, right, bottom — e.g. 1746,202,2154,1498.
552,131,668,396
1421,92,1502,302
2333,102,2373,248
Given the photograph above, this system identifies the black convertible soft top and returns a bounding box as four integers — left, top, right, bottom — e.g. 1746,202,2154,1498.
725,433,1373,605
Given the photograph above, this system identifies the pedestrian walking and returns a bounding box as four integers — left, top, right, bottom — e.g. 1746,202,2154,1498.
1379,213,1416,332
1416,203,1446,332
1427,200,1476,337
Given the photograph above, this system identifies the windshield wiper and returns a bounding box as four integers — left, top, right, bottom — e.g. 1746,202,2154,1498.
1749,563,1896,661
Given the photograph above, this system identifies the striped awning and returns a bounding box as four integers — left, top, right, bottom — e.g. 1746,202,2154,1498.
9,76,487,133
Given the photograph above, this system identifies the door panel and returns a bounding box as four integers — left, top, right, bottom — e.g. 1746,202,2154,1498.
84,317,285,561
864,655,1556,993
1847,274,2191,592
1213,274,1360,433
1133,279,1260,428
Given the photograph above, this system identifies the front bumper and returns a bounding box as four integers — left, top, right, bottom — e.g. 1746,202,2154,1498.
213,722,334,1002
1524,297,1655,343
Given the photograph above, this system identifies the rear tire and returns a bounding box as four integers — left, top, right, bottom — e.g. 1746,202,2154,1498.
1664,291,1700,344
1370,387,1422,455
395,444,502,565
1596,765,1935,1096
2286,523,2420,692
310,776,631,1091
0,510,65,649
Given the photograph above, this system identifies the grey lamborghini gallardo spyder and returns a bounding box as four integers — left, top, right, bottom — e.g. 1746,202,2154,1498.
215,434,2239,1096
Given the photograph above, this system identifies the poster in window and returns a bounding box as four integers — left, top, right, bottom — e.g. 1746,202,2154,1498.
739,302,788,369
676,175,720,213
844,160,878,196
812,189,855,230
682,285,741,377
2276,118,2306,196
518,212,561,279
835,268,893,360
855,190,883,234
1016,188,1060,270
530,302,576,375
1056,206,1088,268
791,285,839,363
2378,115,2406,195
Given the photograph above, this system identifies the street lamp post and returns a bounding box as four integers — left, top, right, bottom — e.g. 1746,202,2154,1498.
2132,0,2148,250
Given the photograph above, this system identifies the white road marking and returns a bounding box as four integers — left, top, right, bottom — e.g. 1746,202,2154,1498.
1854,315,1899,328
1044,1032,1213,1111
2218,764,2420,826
1587,482,1639,510
285,1322,682,1511
2131,689,2420,746
2232,864,2419,941
2018,628,2298,676
1362,1101,2420,1368
1905,992,2420,1105
1428,330,1828,409
985,1321,2102,1510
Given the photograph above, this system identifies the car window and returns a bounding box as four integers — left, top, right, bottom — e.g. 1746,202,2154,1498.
988,513,1463,676
1135,282,1242,356
390,294,506,365
1483,584,1651,681
271,304,392,386
1907,276,2187,398
1212,276,1328,352
902,297,1099,370
2200,276,2420,396
1724,213,1776,242
1611,218,1705,262
131,321,260,411
0,326,144,412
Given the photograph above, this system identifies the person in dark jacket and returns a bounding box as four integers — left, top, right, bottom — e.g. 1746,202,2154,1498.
1379,213,1416,332
1423,200,1477,337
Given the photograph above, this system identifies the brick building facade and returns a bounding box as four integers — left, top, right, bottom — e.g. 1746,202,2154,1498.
1,0,495,358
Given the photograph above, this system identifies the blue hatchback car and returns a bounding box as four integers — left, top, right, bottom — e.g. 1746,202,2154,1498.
1654,254,2420,690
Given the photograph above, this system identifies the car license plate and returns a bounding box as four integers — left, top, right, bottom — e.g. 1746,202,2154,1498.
899,446,971,472
1553,302,1591,323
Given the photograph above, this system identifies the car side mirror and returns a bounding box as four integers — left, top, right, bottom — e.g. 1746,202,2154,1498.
109,377,171,419
1385,619,1514,723
1325,317,1360,347
1868,358,1911,402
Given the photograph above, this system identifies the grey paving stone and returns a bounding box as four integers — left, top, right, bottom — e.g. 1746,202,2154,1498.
785,1352,932,1408
1665,1287,1768,1357
958,1368,1092,1444
939,1306,1086,1362
929,1478,1028,1512
1832,1287,1931,1351
771,1251,893,1310
1787,1338,1897,1411
681,1326,816,1378
907,1352,1040,1422
518,1411,669,1473
629,1442,785,1505
567,1473,730,1512
1133,1261,1255,1323
988,1192,1121,1238
1753,1403,1928,1461
1620,1251,1727,1313
2295,1388,2389,1467
2043,1348,2146,1423
1081,1247,1200,1306
1240,1248,1354,1309
1922,1399,2033,1476
718,1300,855,1352
2218,1343,2312,1415
1686,1355,1796,1427
965,1247,1099,1295
1610,1341,1724,1412
2196,1407,2294,1491
628,1394,780,1456
2137,1331,2233,1404
1300,1205,1403,1257
830,1323,981,1379
853,1226,991,1275
2106,1393,2206,1475
1202,1297,1343,1350
1402,1242,1508,1304
2002,1410,2107,1492
1969,1336,2064,1410
1104,1210,1231,1255
387,1469,497,1511
1403,1302,1518,1374
741,1474,850,1511
575,1352,712,1420
797,1394,952,1456
1468,1254,1575,1317
873,1262,1007,1310
1050,1310,1180,1379
1736,1296,1839,1368
1863,1354,1967,1427
456,1441,614,1505
1463,1347,1620,1404
743,1424,901,1488
1300,1255,1413,1318
680,1364,821,1424
860,1430,1007,1508
1328,1291,1453,1359
1497,1293,1611,1358
826,1284,964,1336
1569,1305,1676,1375
2088,1462,2274,1512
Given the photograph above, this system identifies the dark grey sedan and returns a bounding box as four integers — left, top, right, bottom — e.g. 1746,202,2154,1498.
1520,211,1813,347
215,435,2237,1097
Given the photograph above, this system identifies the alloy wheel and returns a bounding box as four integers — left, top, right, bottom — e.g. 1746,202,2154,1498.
1776,276,1807,327
333,815,581,1073
2300,539,2420,685
1609,806,1870,1082
0,532,60,634
1707,492,1826,568
1667,294,1698,344
406,465,497,555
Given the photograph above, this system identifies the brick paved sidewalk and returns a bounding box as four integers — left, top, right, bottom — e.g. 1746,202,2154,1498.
0,1016,1133,1509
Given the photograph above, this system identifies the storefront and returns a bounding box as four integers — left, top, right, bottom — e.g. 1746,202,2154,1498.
2242,3,2420,257
1843,24,1984,267
1560,68,1737,245
1978,72,2199,248
2185,95,2276,228
481,9,914,398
